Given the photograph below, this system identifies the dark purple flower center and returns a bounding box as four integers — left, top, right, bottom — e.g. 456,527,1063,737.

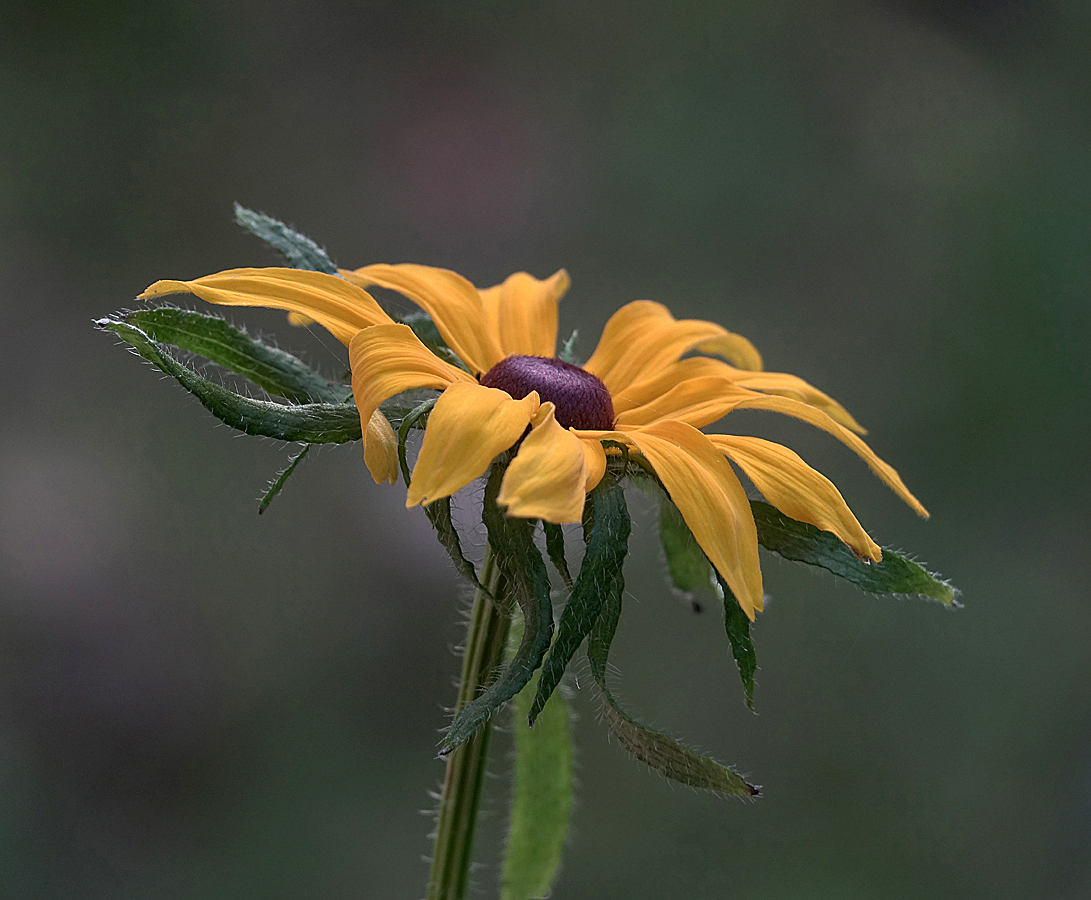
480,355,615,430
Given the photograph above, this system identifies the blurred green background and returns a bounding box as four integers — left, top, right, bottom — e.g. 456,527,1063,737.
2,0,1090,897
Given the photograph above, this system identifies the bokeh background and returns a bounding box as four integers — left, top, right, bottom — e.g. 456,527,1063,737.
3,1,1090,897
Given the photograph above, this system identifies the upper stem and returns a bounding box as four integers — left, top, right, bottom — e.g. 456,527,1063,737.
426,547,510,900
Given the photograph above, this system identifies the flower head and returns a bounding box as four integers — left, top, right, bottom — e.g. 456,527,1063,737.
141,264,927,620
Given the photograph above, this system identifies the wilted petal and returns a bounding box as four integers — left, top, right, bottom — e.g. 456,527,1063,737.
479,269,569,359
348,323,474,451
711,435,881,562
343,264,504,375
407,382,540,508
584,301,762,396
619,420,763,620
498,403,587,523
141,268,391,346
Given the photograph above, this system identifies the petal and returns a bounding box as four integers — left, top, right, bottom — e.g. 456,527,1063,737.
342,264,505,375
710,435,881,562
364,409,400,485
613,356,865,434
498,402,588,523
578,434,608,493
348,323,474,451
611,356,730,415
407,382,540,507
730,393,929,518
728,371,866,434
615,420,764,620
615,375,756,429
141,268,392,346
479,269,569,358
584,300,762,396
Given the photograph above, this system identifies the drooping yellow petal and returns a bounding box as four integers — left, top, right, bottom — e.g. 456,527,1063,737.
613,420,764,620
348,323,474,451
727,371,866,434
730,393,929,518
141,268,392,346
584,300,763,396
578,435,608,493
498,402,587,523
479,269,569,358
710,435,881,562
364,409,400,485
615,376,756,429
342,264,504,375
407,383,540,508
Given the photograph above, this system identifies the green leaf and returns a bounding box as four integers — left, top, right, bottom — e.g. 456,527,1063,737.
542,522,573,590
123,306,351,404
751,500,959,606
659,495,716,595
234,203,338,274
97,316,362,443
587,573,760,798
717,573,757,711
531,477,629,725
257,444,311,515
442,463,554,753
501,623,573,900
393,398,484,591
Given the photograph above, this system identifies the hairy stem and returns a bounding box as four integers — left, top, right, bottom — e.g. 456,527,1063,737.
427,547,510,900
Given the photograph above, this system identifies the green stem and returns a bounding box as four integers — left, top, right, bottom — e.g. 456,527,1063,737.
427,547,510,900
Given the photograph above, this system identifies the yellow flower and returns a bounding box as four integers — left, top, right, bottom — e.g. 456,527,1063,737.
141,265,927,620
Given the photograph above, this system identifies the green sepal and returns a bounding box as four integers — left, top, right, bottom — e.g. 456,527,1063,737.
501,622,574,900
121,306,351,404
751,501,959,606
395,398,484,592
587,573,760,798
258,444,311,515
542,522,573,590
234,203,338,274
530,477,630,726
441,463,554,753
558,329,579,364
97,316,363,443
659,495,717,596
717,574,757,711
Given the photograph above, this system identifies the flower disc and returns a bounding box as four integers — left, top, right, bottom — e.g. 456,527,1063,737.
481,355,615,430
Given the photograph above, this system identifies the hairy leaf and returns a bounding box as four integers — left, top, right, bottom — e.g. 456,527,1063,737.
659,495,716,595
717,573,758,711
502,623,573,900
530,477,629,725
441,464,554,752
542,521,573,590
751,501,959,606
588,574,760,797
394,398,483,591
234,203,338,274
258,444,311,515
98,317,363,443
123,306,351,404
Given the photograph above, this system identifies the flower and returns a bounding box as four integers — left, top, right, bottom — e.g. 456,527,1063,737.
141,265,927,620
